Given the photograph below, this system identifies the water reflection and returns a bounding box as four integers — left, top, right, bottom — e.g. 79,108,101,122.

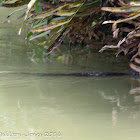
129,78,140,103
0,75,139,140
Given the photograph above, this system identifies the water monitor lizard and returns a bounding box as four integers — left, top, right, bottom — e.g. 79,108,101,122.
0,71,139,77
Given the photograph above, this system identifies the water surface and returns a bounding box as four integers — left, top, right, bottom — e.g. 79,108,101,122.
0,7,140,140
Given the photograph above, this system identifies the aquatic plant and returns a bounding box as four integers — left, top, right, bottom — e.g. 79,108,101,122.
1,0,103,53
0,0,140,71
100,0,140,72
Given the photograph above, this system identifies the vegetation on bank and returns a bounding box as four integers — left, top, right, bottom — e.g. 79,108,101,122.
0,0,140,71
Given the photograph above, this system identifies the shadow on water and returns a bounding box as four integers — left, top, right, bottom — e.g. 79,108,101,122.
0,6,140,140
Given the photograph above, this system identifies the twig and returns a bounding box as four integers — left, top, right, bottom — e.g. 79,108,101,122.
7,7,27,18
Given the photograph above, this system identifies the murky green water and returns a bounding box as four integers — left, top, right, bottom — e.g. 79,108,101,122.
0,7,140,140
